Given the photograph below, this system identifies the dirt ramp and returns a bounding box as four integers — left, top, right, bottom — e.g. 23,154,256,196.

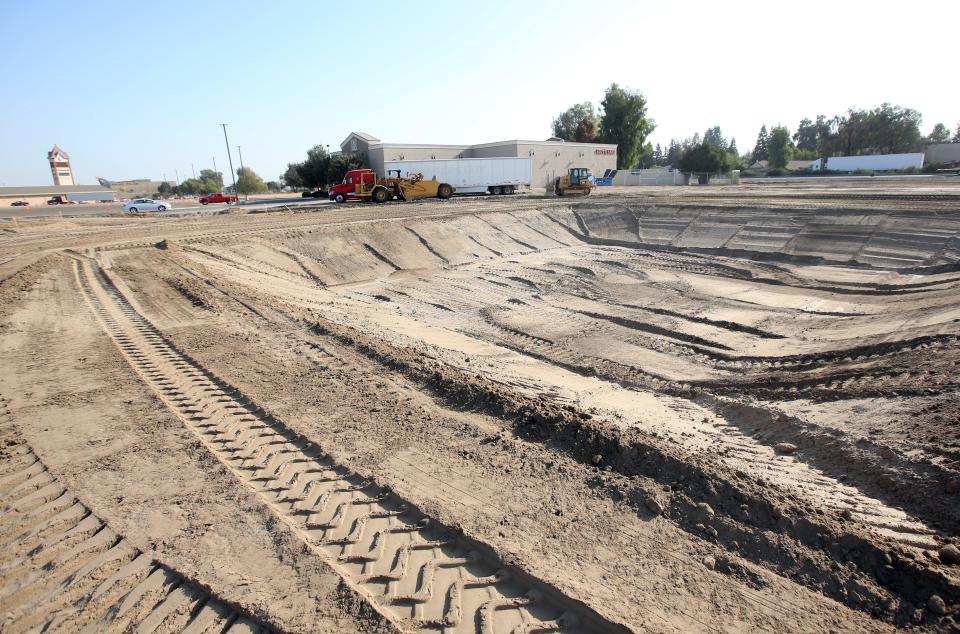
568,204,960,270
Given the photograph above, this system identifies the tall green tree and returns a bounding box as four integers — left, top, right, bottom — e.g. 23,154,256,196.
752,125,769,162
157,181,173,195
727,137,738,156
954,122,960,143
703,126,726,151
236,167,267,194
198,169,223,189
926,123,950,144
551,102,598,142
598,83,655,169
793,118,818,152
678,142,731,175
652,143,664,166
767,126,794,168
666,139,681,166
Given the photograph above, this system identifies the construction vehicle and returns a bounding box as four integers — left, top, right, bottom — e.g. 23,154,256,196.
329,168,454,204
554,167,594,196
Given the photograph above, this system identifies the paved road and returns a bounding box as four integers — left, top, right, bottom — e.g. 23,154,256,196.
0,197,329,220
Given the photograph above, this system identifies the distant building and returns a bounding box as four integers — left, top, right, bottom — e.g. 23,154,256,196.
98,177,174,197
48,145,74,186
924,143,960,165
0,185,116,207
339,131,618,189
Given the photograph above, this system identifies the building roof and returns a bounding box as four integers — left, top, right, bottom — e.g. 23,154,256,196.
47,144,70,160
340,131,381,149
0,185,113,197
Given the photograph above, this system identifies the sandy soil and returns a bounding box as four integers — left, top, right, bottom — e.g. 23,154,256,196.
2,181,959,632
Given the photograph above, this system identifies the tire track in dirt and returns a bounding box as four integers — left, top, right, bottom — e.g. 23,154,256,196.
72,258,627,634
0,403,269,634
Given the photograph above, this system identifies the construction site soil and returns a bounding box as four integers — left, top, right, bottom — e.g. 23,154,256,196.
2,180,960,633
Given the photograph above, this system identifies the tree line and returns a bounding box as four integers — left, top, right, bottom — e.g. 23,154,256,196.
283,145,366,191
553,93,957,174
158,167,273,196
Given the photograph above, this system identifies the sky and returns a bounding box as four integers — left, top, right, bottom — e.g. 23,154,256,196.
1,0,957,186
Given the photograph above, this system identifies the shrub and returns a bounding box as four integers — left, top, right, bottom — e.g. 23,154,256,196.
767,168,785,177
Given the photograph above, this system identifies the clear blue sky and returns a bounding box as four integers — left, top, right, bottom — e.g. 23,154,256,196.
1,0,957,186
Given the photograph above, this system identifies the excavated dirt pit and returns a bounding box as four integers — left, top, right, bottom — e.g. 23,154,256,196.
2,184,960,632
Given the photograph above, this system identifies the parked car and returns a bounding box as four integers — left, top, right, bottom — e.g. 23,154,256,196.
10,200,29,206
198,192,238,205
47,197,62,205
123,199,171,213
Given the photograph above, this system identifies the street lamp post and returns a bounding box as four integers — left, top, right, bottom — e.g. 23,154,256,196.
220,124,238,199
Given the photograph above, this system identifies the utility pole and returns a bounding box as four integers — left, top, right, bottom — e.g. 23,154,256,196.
237,145,247,200
220,123,238,197
212,156,218,188
175,169,179,185
191,163,196,180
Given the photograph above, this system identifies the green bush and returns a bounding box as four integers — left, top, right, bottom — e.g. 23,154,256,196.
854,169,876,176
922,162,945,174
767,168,785,176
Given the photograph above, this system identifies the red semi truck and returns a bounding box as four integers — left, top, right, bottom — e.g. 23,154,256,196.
199,192,238,205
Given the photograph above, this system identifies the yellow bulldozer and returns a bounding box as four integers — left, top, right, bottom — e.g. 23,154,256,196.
554,167,594,197
371,170,454,204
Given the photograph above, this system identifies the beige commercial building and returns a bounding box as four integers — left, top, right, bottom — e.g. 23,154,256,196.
1,185,116,207
340,132,617,189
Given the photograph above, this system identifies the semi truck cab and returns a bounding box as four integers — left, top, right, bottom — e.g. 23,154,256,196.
329,169,376,203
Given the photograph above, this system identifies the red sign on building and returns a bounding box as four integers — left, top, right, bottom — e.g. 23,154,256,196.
595,148,615,155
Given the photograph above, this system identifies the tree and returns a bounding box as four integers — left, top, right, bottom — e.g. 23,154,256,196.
926,123,950,144
236,167,267,195
266,181,281,192
752,125,769,162
818,104,923,156
679,142,731,175
954,122,960,143
793,118,818,152
666,139,681,167
551,102,598,142
198,169,223,189
598,83,655,169
767,126,794,168
157,181,173,195
174,178,204,196
703,126,726,151
652,143,664,166
727,138,738,156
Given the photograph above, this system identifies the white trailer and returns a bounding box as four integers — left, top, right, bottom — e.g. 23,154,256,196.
383,157,531,195
811,153,925,172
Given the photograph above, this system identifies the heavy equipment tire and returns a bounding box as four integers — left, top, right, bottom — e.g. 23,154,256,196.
491,185,502,195
334,193,346,204
372,187,390,204
503,185,514,195
437,183,453,200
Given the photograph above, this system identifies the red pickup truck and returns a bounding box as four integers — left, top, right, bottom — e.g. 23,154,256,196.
199,192,238,205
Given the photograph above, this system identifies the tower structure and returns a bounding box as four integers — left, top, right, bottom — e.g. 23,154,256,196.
48,145,74,186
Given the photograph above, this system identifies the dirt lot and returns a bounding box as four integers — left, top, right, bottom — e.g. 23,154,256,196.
2,180,960,633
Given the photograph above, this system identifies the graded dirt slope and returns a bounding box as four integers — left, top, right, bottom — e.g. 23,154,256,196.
2,181,959,632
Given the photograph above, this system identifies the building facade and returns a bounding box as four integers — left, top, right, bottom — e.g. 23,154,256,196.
340,132,618,189
1,185,116,207
48,145,75,186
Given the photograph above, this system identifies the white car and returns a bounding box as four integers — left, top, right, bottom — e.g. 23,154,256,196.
123,198,171,213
